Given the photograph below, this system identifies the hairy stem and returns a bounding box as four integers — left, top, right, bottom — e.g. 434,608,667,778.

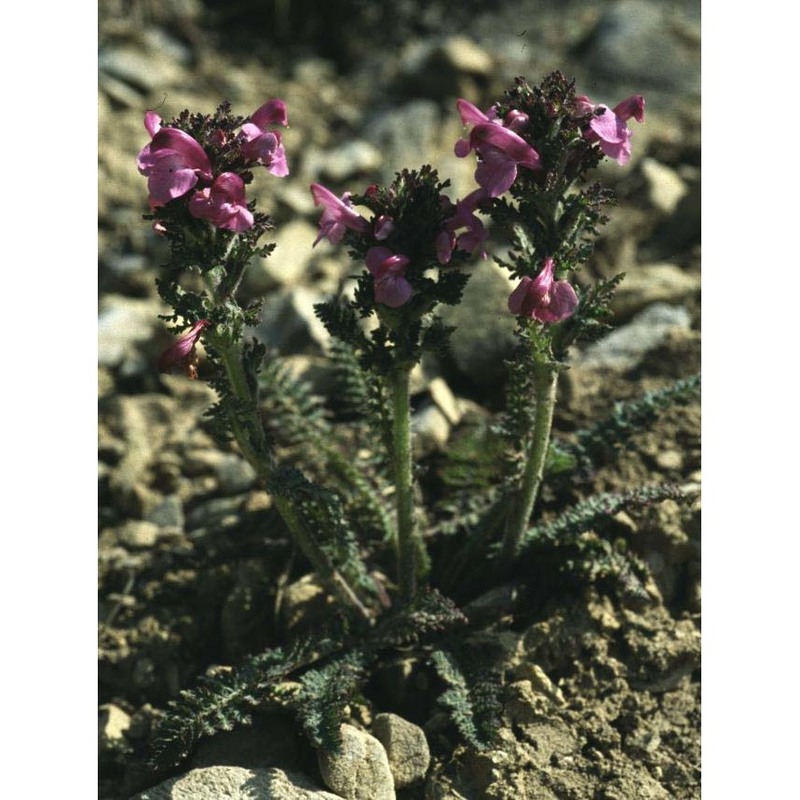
388,363,418,602
499,361,559,570
211,332,371,621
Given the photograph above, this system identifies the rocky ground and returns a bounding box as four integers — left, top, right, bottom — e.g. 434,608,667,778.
99,1,701,797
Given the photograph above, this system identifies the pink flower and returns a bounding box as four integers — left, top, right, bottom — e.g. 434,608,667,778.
575,94,646,165
137,116,213,209
437,188,489,264
240,99,289,176
503,109,530,132
188,172,254,232
365,247,413,308
310,183,371,246
454,99,541,197
508,257,578,323
158,319,211,379
374,215,395,241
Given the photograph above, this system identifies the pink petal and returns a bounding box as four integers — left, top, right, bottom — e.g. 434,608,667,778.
612,95,645,123
213,172,247,201
374,215,395,240
454,138,473,158
475,148,519,198
158,320,210,372
508,277,534,315
150,128,212,176
219,206,254,232
599,134,632,165
504,109,529,132
266,144,289,177
365,246,395,274
311,184,370,242
531,256,556,294
375,275,413,307
588,109,628,145
436,230,454,264
573,95,596,116
456,98,491,126
471,124,541,170
144,111,162,137
310,183,341,209
250,99,288,128
535,280,578,323
147,155,201,206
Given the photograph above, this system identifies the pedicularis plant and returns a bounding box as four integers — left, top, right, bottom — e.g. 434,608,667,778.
136,72,698,765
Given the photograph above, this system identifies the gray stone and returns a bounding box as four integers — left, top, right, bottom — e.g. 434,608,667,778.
427,378,462,426
99,703,131,749
397,36,494,100
401,35,493,80
98,295,162,369
184,450,257,495
639,158,688,216
99,72,146,108
317,724,395,800
145,494,185,530
576,303,692,372
438,263,517,389
583,0,700,97
304,140,383,183
133,765,343,799
216,455,257,495
611,264,700,320
98,45,186,94
645,181,702,259
275,354,339,398
190,715,301,773
117,520,160,549
372,713,430,788
280,575,335,633
436,36,494,76
246,220,320,294
185,496,245,534
255,287,331,354
412,404,451,456
654,449,684,472
364,101,441,184
275,181,319,216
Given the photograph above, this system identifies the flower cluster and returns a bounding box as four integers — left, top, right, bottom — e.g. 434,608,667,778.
137,100,289,232
453,83,645,324
311,175,486,310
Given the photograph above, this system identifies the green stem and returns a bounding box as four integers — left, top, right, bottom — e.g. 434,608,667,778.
209,331,371,621
388,364,418,602
499,361,559,570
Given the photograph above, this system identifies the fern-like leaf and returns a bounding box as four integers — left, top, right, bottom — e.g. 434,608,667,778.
295,648,371,751
148,636,322,769
430,645,503,750
371,588,468,650
556,374,701,471
520,483,691,551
